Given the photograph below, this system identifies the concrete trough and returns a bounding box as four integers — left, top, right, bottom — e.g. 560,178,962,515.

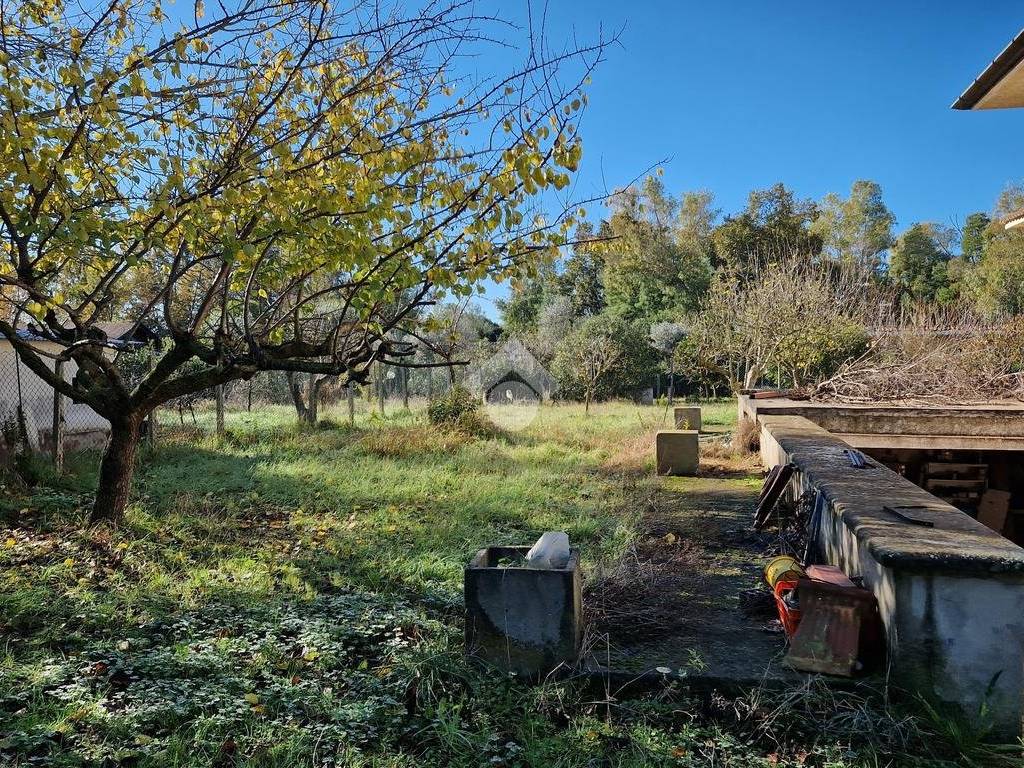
656,430,699,476
464,546,582,677
758,413,1024,737
673,406,702,432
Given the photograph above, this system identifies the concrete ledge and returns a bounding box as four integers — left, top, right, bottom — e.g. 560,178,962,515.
834,432,1024,452
760,416,1024,574
759,414,1024,736
740,394,1024,438
656,430,699,476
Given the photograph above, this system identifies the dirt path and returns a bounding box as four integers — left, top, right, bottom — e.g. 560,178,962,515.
585,474,802,687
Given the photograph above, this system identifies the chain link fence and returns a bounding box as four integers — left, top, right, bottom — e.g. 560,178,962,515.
157,363,467,436
0,344,112,462
0,339,465,467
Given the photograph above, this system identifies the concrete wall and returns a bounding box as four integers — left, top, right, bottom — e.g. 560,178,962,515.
759,415,1024,737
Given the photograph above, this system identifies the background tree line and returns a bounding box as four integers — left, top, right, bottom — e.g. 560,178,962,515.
476,176,1024,402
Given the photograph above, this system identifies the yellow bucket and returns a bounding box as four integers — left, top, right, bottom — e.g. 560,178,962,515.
764,555,805,588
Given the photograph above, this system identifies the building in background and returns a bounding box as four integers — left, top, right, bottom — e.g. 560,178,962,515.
954,28,1024,229
0,323,156,453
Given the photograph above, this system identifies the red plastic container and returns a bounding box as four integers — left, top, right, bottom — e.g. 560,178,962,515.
772,578,802,638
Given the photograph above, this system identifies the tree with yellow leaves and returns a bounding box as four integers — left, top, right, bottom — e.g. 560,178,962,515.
0,0,603,523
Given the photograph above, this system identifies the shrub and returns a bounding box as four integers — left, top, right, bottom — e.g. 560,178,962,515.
427,386,480,426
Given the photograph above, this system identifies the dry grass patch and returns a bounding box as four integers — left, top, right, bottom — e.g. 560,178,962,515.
702,436,762,476
600,429,658,474
731,417,761,453
357,424,478,458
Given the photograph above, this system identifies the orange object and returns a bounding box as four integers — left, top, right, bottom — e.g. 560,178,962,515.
772,577,802,638
770,563,860,641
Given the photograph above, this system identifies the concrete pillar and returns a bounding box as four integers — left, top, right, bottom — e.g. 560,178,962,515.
673,406,702,432
656,430,699,476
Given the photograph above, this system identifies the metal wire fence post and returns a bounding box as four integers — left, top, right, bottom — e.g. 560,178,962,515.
146,347,157,449
52,359,64,473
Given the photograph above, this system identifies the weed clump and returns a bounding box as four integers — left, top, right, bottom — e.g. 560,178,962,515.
731,417,760,454
427,386,478,425
427,386,496,436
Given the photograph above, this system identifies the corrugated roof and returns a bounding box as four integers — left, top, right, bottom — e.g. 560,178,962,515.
5,322,157,348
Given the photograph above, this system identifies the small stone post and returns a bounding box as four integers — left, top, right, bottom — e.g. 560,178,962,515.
656,430,699,476
673,406,702,432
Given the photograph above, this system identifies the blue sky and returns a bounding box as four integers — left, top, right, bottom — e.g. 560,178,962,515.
467,1,1024,317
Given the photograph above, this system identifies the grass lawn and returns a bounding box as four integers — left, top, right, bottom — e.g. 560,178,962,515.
0,400,1000,766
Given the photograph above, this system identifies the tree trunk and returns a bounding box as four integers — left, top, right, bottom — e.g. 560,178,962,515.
215,385,225,435
584,390,592,414
146,351,157,448
347,384,355,426
402,367,409,410
743,364,761,391
287,372,309,422
307,374,318,424
90,415,142,525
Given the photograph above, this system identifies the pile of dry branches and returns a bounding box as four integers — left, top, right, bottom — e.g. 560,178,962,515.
812,307,1024,405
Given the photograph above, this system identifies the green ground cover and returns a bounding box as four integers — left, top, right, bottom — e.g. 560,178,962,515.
0,401,1012,766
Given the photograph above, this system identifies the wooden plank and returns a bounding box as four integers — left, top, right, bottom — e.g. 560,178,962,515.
925,478,987,489
978,490,1010,533
923,462,988,473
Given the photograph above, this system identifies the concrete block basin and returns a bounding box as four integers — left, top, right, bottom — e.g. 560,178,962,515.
464,546,582,677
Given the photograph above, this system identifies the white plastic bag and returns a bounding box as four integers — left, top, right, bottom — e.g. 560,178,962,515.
525,531,570,569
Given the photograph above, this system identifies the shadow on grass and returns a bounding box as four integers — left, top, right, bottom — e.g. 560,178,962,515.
2,412,627,634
